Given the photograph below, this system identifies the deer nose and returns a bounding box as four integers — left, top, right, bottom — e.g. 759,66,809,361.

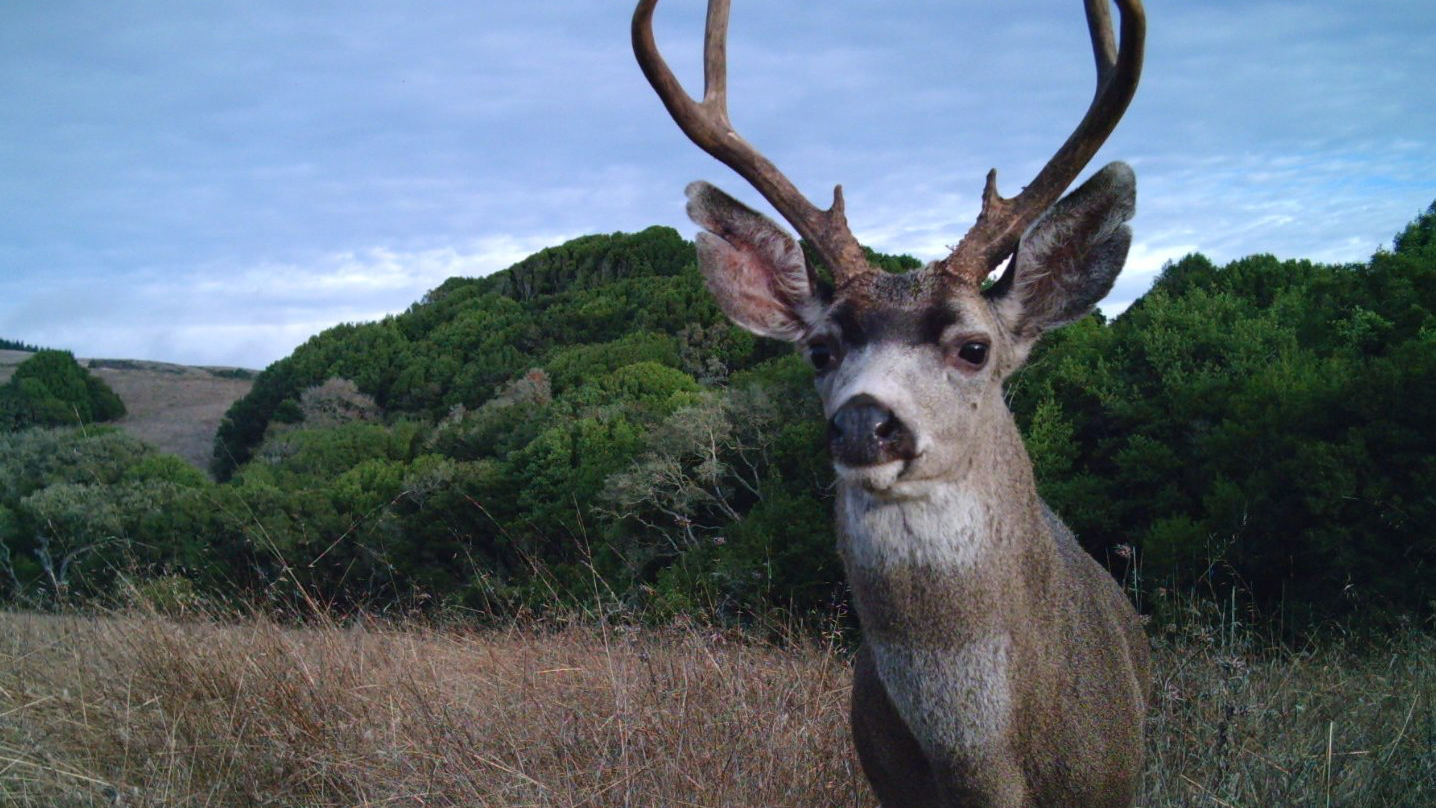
828,394,917,467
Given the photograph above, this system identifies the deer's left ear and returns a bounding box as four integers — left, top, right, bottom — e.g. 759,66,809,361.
987,162,1135,340
686,181,824,342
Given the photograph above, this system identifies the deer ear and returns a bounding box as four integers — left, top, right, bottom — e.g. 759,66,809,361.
686,181,823,342
988,162,1135,339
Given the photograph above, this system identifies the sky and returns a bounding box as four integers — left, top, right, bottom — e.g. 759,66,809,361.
2,0,1432,369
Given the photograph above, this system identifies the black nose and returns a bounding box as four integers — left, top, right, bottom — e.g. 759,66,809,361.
828,394,917,467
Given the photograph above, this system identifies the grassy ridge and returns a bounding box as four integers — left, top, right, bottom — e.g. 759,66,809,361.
1,611,1430,807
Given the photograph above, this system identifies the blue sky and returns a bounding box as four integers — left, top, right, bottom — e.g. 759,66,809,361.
2,0,1432,367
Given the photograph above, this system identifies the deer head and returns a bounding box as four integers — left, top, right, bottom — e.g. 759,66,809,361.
633,0,1145,498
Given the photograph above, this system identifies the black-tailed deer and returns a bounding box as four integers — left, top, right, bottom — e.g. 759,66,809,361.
633,1,1150,805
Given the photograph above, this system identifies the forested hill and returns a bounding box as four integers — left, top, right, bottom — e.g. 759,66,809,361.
3,203,1434,630
470,226,694,300
211,226,737,478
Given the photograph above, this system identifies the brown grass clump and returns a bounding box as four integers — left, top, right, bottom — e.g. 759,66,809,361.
0,612,859,807
0,609,1431,807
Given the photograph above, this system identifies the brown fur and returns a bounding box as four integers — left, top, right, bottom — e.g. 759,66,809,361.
843,413,1149,808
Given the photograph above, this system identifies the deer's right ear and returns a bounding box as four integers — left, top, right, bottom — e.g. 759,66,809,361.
686,181,823,342
987,163,1136,341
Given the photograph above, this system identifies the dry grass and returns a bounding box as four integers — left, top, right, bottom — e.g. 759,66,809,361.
1143,622,1435,807
88,362,253,473
0,612,859,807
0,610,1430,808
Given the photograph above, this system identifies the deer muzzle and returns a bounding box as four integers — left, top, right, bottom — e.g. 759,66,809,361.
828,393,918,468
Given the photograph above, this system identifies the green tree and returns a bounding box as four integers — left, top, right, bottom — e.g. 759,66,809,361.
1,350,125,430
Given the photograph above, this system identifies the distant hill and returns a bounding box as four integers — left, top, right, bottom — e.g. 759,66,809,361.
211,225,713,478
0,350,255,473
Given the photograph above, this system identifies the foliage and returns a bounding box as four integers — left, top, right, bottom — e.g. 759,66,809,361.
210,367,255,380
0,428,204,603
0,349,125,432
1007,205,1436,627
0,337,43,351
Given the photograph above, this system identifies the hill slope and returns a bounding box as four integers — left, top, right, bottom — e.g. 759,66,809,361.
1,349,254,472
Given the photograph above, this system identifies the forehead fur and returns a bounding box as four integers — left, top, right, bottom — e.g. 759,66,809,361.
839,264,947,306
827,264,985,345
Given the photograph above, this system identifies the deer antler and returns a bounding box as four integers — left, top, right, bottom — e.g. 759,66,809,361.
632,0,875,285
937,0,1146,286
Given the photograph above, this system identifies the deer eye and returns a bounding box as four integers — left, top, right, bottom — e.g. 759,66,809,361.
807,338,839,372
953,340,989,369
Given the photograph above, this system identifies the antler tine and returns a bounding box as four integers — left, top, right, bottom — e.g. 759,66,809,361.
633,0,873,283
938,0,1146,285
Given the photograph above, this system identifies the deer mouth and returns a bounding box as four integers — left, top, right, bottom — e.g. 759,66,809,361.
833,454,924,496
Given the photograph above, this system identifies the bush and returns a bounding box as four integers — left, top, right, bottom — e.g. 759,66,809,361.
1,350,125,430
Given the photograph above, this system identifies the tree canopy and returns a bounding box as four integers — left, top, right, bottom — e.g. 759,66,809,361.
0,350,126,433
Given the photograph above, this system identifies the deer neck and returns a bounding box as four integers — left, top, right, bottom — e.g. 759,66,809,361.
836,408,1064,758
836,408,1058,647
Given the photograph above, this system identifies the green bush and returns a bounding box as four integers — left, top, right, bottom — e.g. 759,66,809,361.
1,350,125,431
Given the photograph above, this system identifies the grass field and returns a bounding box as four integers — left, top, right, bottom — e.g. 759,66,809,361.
1,610,1431,807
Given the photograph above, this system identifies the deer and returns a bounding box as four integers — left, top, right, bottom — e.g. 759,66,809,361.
633,0,1149,806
